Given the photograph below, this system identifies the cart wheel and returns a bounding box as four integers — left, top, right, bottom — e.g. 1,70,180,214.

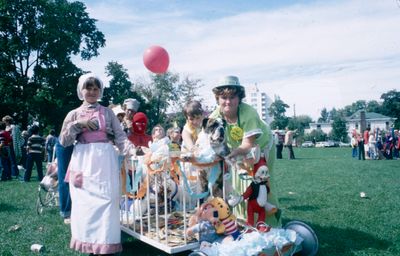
188,252,208,256
38,186,52,206
36,198,44,215
284,220,318,256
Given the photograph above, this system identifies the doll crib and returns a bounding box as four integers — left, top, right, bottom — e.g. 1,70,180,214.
119,155,318,255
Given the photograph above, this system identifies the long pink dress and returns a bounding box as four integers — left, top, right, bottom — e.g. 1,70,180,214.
60,103,130,254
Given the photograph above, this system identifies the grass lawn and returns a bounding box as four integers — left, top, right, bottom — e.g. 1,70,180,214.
0,147,399,255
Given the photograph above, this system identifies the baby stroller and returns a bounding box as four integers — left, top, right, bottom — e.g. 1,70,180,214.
36,150,59,215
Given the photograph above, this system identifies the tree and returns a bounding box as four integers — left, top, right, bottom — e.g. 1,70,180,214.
366,100,382,113
0,0,105,131
102,61,144,107
318,108,329,123
330,116,348,142
134,72,180,129
380,90,400,128
133,72,204,129
304,129,327,142
268,96,289,129
174,75,204,112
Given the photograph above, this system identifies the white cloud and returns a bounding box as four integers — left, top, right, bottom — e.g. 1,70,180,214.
78,0,400,120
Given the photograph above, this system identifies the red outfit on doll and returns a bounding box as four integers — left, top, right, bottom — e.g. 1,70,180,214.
128,112,152,148
242,159,277,227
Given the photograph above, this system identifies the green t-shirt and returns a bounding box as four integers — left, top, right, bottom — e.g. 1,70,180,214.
209,103,271,150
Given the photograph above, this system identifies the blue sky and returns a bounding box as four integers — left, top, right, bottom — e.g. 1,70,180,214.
76,0,400,120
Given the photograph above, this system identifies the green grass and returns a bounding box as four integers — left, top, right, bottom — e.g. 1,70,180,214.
0,148,399,255
275,148,400,256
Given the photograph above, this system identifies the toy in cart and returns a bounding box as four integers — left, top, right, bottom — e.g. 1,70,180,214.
120,158,319,254
185,197,318,256
119,121,318,255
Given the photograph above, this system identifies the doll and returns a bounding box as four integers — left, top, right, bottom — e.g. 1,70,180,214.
230,166,277,227
208,197,241,241
186,201,223,244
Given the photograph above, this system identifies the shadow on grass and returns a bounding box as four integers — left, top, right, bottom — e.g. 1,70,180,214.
0,203,19,212
282,218,392,255
286,205,320,211
279,197,297,203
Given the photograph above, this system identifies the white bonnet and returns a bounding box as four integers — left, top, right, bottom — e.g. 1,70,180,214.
112,104,125,116
77,73,104,101
123,98,140,112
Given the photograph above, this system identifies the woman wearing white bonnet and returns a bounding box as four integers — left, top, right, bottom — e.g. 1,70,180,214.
59,73,133,255
122,98,140,135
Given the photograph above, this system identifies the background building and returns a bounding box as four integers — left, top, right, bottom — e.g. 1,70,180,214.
243,83,273,124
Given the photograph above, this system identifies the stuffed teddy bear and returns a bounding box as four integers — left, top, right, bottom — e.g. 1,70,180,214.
207,197,241,241
186,201,223,244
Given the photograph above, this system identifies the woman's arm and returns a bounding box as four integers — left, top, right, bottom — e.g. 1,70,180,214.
182,128,195,151
228,135,256,159
59,110,81,147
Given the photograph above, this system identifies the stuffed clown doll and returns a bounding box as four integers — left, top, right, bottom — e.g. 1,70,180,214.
230,165,277,227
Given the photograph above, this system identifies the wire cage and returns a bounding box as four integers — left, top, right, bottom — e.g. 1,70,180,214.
120,152,318,256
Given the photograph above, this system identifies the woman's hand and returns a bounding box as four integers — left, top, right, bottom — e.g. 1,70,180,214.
227,135,256,160
77,119,98,131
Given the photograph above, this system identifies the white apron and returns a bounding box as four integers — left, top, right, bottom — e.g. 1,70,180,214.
68,105,122,254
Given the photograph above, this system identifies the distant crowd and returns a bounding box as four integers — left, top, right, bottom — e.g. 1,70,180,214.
351,127,400,160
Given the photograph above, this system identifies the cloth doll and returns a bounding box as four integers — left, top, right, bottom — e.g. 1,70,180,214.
230,166,277,227
186,201,224,244
208,197,241,241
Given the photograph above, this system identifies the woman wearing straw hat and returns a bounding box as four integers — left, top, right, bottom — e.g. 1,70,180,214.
209,75,281,227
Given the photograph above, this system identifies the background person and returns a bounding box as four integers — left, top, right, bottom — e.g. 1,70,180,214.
363,127,370,159
209,75,280,227
351,132,358,158
274,129,284,159
284,127,296,159
0,121,12,181
45,129,57,162
358,132,365,160
24,125,45,182
55,141,73,223
122,98,140,136
19,130,29,169
2,115,21,178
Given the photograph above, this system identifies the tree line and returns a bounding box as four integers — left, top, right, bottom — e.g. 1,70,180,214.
268,91,400,142
0,0,203,134
1,0,398,139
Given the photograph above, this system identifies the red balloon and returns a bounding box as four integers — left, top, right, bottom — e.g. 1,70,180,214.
143,45,169,74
